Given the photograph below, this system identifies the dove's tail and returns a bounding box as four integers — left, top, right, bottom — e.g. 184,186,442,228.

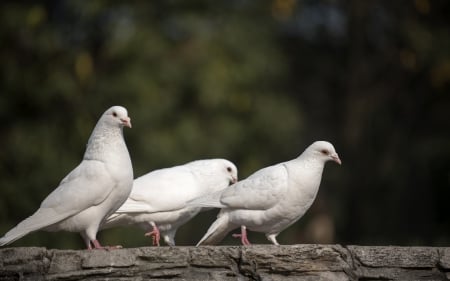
196,212,237,246
100,213,131,230
0,208,70,246
100,197,147,230
187,189,226,209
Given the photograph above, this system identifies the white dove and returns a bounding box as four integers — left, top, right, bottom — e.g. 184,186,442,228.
102,159,238,246
189,141,341,246
0,106,133,249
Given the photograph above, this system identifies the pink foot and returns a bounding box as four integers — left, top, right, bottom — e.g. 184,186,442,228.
232,226,251,246
144,224,161,246
88,239,123,250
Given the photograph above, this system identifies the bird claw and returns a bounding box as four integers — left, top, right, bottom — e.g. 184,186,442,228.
232,233,251,246
145,229,161,246
88,240,123,250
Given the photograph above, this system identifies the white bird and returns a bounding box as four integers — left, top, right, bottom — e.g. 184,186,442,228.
102,159,238,246
189,141,341,246
0,106,133,249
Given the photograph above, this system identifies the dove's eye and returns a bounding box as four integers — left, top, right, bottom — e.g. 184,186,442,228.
112,112,118,117
227,167,232,172
321,149,329,155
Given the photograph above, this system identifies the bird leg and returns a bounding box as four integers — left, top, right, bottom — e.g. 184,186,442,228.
163,234,176,247
91,239,103,249
144,222,160,246
266,234,280,245
232,225,251,246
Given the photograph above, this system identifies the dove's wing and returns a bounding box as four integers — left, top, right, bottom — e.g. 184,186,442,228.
115,166,199,214
0,160,115,246
219,164,288,210
195,163,291,246
42,160,116,210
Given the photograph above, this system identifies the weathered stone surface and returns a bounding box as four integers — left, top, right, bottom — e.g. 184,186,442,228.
348,245,440,268
439,248,450,270
254,245,348,270
0,245,448,281
189,246,240,268
355,266,447,280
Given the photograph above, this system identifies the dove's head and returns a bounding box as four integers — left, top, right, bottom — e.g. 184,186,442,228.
219,159,238,186
103,106,132,129
189,159,238,190
207,159,238,186
305,141,341,165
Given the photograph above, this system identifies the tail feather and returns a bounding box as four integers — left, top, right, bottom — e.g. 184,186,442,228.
114,199,149,213
187,189,225,209
0,208,71,246
100,213,131,230
196,213,236,246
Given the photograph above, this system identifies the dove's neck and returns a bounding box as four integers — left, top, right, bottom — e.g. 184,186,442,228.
297,154,326,172
287,156,326,197
84,123,128,163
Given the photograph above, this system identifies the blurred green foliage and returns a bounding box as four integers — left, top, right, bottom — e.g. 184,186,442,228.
0,0,449,249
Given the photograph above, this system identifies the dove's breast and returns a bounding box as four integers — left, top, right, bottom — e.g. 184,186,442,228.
102,153,134,218
257,163,324,234
47,143,133,233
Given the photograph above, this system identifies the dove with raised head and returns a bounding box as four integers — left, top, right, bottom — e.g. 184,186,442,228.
102,159,238,246
0,106,133,249
189,141,341,246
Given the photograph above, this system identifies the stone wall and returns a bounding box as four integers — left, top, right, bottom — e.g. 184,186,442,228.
0,245,449,280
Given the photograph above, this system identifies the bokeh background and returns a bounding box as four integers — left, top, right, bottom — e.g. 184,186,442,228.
0,0,449,249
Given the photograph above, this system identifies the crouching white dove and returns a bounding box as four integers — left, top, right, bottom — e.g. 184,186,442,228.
102,159,238,246
0,106,133,249
189,141,341,246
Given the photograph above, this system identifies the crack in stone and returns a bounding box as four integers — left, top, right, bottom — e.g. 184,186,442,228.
333,245,358,281
235,248,261,281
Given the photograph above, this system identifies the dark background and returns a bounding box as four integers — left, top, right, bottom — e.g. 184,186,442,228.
0,0,449,249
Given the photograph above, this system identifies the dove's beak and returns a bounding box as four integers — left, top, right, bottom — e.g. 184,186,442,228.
331,153,341,165
121,117,132,128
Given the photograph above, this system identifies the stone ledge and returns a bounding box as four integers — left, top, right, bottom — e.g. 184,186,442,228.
0,245,448,281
